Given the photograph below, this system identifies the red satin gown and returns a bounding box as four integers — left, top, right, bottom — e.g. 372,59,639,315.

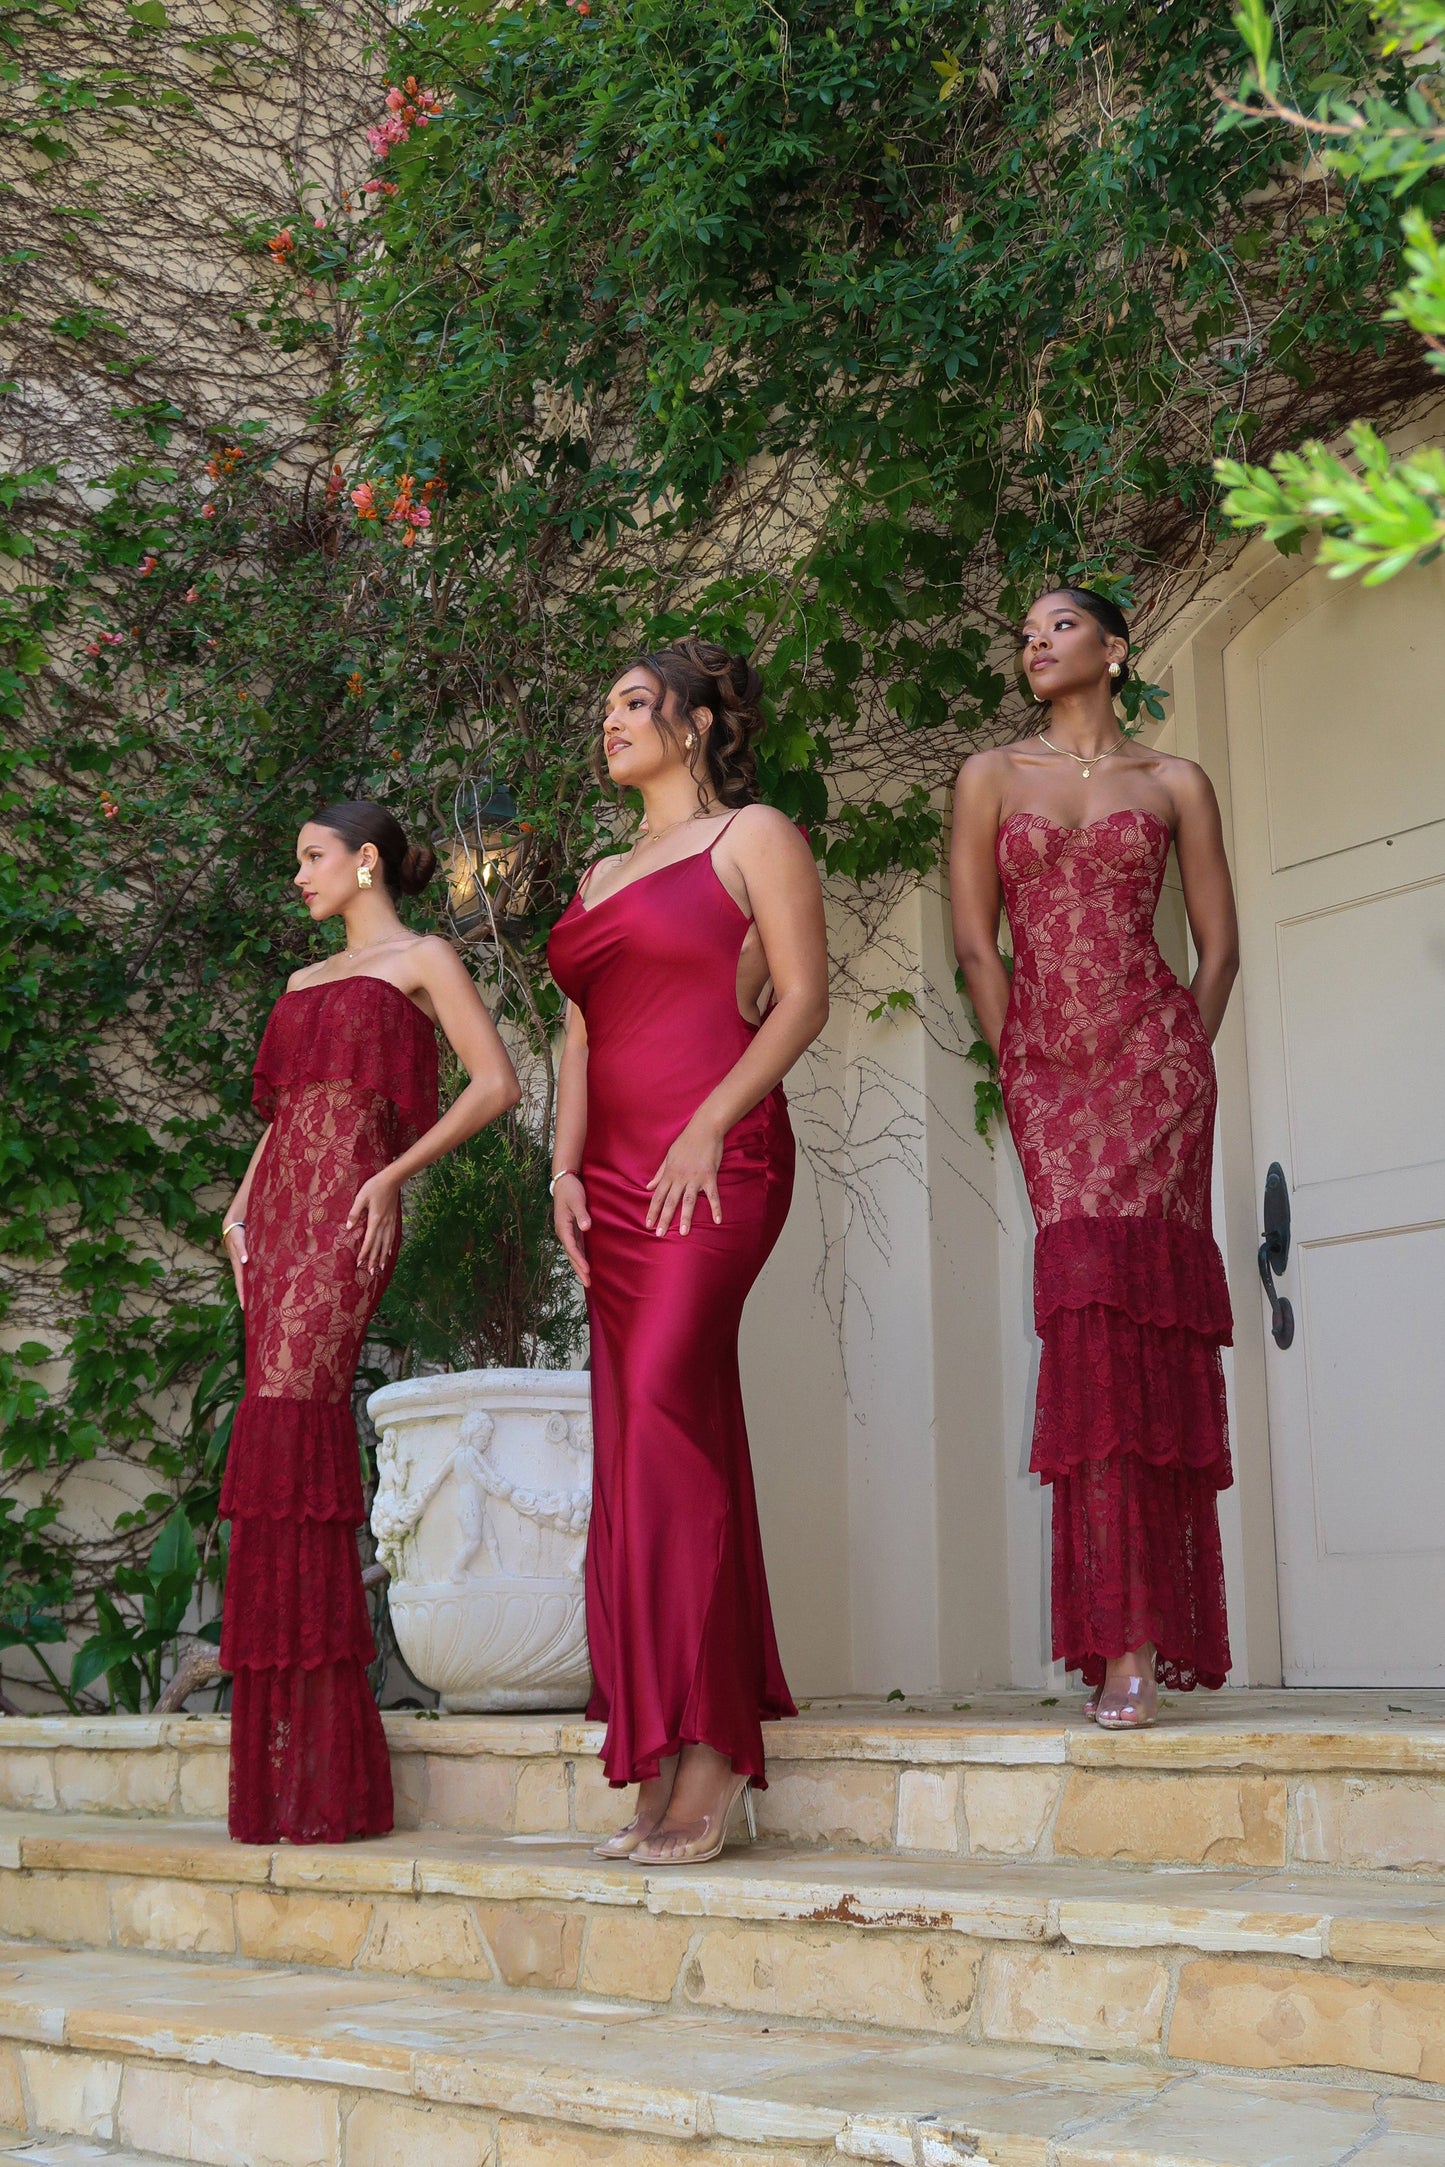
997,809,1233,1691
220,976,437,1841
547,824,797,1788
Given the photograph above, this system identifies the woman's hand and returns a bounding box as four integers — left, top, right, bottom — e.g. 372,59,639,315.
346,1170,402,1275
223,1222,248,1310
646,1116,724,1238
553,1172,592,1289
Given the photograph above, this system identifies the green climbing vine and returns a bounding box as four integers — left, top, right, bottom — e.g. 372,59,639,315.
0,0,1433,1706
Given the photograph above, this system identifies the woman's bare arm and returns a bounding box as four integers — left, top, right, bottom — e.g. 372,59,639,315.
1171,765,1239,1042
551,1001,592,1287
219,1126,272,1308
949,752,1011,1056
647,808,829,1237
347,938,521,1269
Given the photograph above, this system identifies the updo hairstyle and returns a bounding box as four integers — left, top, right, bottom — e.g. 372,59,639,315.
1029,586,1132,695
631,638,765,808
312,799,437,898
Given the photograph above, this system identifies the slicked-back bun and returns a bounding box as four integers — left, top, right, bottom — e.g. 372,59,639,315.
311,800,434,900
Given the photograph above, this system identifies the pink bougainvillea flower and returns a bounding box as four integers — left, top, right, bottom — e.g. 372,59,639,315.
201,502,217,518
139,554,158,577
267,228,294,262
350,481,378,519
185,586,198,602
85,641,101,656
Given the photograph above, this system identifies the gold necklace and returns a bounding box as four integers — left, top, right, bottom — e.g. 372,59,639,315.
1038,731,1129,782
635,806,713,851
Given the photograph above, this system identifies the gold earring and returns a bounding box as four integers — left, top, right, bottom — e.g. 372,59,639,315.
357,864,373,889
685,732,696,750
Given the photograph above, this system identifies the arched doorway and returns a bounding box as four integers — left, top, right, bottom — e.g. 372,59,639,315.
1159,471,1445,1686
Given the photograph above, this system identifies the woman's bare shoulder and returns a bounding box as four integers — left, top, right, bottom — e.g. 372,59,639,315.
726,802,814,857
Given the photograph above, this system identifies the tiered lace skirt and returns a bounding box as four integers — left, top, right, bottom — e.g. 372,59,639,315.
1031,1216,1233,1690
220,1395,392,1842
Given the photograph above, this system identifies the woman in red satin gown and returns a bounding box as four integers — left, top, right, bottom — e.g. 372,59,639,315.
547,640,828,1864
951,590,1240,1729
217,801,519,1842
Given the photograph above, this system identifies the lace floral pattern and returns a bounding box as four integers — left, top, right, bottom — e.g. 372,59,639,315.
997,809,1233,1689
222,977,438,1844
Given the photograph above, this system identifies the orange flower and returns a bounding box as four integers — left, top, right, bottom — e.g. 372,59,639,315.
268,228,294,261
346,670,364,698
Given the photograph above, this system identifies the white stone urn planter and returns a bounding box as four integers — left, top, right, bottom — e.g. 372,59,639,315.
365,1369,592,1712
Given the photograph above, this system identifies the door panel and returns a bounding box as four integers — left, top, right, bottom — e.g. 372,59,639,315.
1224,555,1445,1684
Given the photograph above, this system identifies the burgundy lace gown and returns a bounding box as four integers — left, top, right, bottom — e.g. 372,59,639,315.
220,977,437,1842
997,809,1233,1691
547,828,796,1789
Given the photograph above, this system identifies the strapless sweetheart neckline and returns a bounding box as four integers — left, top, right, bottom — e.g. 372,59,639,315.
999,806,1173,840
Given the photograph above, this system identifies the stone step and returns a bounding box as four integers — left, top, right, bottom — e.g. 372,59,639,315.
5,1692,1445,1872
5,1813,1445,2085
0,2140,186,2166
2,1940,1444,2167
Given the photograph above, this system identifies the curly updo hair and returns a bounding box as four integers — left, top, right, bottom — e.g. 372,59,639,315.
626,638,765,808
1024,587,1132,697
312,800,437,898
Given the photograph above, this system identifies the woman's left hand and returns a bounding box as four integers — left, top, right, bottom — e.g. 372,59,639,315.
347,1170,402,1274
646,1116,724,1237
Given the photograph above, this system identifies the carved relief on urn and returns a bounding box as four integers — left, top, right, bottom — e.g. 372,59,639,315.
366,1369,592,1712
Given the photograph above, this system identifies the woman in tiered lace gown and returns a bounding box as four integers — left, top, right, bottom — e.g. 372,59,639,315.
217,801,519,1843
950,590,1240,1729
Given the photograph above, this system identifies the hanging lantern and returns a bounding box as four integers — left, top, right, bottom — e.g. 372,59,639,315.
434,778,537,943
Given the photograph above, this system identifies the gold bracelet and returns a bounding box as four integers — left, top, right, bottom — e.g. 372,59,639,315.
547,1170,575,1197
222,1218,245,1241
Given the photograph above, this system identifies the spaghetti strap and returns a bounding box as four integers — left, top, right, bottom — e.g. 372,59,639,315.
708,809,747,856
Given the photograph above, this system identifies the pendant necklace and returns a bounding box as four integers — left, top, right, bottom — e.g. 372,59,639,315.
1038,732,1129,782
635,806,711,852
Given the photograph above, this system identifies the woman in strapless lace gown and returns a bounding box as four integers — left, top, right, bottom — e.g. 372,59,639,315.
217,801,519,1842
548,640,828,1865
951,590,1240,1729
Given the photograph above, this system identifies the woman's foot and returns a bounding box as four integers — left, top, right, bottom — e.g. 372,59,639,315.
592,1755,678,1858
631,1743,754,1866
1082,1689,1100,1720
1094,1646,1159,1730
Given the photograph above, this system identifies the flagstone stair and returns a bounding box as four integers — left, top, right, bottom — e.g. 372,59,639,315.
0,1695,1442,2165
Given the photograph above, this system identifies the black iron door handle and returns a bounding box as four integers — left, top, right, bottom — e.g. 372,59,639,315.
1258,1160,1294,1350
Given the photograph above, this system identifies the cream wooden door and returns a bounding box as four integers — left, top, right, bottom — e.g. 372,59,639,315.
1224,556,1445,1685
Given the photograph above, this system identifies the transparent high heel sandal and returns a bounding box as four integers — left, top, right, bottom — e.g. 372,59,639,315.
630,1773,756,1867
1093,1674,1158,1730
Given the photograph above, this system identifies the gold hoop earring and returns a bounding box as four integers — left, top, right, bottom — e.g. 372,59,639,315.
357,864,373,890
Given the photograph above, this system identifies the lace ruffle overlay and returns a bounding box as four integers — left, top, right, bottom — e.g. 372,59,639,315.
222,978,438,1844
998,811,1234,1693
1031,1218,1233,1691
